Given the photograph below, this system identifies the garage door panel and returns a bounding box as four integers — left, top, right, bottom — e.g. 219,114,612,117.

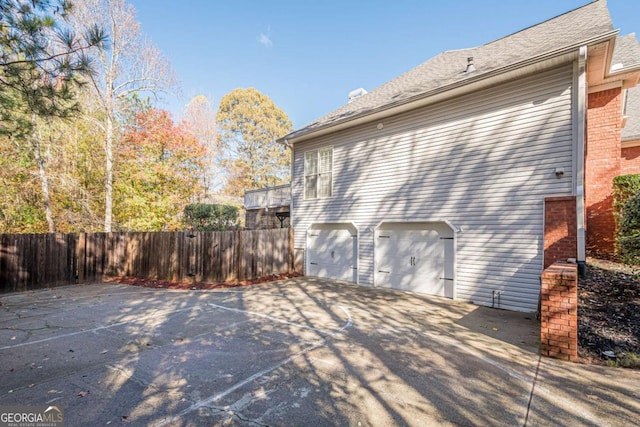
307,225,357,283
375,223,452,298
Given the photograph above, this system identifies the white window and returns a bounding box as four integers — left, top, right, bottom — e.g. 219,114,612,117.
304,147,332,199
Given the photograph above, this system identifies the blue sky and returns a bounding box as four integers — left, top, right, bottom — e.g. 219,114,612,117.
128,0,640,129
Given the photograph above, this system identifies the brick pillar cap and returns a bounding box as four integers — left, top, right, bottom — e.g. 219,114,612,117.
542,262,578,280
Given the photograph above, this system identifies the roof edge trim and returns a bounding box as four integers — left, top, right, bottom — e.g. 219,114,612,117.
282,30,619,145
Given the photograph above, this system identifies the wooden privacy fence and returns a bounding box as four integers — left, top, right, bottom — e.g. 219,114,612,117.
0,228,294,293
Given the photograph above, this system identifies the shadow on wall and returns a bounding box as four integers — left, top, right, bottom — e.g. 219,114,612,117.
305,67,573,311
586,195,616,254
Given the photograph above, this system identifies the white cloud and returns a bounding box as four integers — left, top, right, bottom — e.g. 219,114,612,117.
258,33,273,48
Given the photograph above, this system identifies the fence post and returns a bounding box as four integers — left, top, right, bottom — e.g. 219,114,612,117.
236,229,243,282
288,227,294,274
76,233,85,283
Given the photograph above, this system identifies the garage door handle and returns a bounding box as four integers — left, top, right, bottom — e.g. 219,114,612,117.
310,262,318,265
378,270,389,273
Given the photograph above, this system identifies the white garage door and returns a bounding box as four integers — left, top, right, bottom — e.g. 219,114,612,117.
375,222,454,298
307,223,357,283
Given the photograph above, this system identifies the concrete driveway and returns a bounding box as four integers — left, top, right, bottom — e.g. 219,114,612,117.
0,278,638,426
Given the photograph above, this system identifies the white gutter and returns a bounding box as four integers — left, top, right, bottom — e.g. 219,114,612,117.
576,46,587,277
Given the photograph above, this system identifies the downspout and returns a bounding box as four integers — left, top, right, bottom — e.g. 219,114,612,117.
576,46,587,278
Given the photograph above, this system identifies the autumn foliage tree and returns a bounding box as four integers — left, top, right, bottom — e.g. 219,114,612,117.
116,108,208,231
216,88,292,197
69,0,176,231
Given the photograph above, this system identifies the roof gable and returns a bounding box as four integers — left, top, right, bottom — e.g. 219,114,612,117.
612,33,640,71
286,0,615,141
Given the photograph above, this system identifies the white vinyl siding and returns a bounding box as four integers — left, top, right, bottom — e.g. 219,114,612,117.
292,64,575,312
304,147,332,199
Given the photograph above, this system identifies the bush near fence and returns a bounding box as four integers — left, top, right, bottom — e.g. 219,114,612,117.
0,228,294,293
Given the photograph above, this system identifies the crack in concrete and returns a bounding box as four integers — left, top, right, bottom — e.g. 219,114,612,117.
196,404,271,427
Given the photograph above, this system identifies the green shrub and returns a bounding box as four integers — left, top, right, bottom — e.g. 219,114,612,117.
614,175,640,265
619,352,640,369
617,191,640,265
183,204,238,231
613,174,640,211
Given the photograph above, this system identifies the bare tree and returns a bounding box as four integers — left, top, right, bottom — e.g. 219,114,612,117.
183,95,218,201
70,0,176,231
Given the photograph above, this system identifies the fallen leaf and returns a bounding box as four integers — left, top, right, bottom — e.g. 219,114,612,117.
77,390,90,397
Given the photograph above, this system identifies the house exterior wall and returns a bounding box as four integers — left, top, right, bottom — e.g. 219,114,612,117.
585,88,623,254
292,64,575,312
621,143,640,175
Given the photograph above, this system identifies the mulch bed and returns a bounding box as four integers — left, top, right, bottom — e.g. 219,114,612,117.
579,256,640,367
106,272,301,290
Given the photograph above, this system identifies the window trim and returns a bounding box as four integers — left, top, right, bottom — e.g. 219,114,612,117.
303,146,333,200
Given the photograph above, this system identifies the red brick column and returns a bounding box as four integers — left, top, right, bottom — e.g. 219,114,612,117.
540,263,578,362
621,145,640,175
544,196,577,269
585,88,622,254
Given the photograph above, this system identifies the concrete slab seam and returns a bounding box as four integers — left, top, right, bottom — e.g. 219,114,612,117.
523,354,542,427
153,342,323,426
154,304,353,426
0,306,200,351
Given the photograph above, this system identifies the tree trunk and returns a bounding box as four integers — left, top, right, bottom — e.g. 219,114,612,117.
32,115,55,233
104,113,114,232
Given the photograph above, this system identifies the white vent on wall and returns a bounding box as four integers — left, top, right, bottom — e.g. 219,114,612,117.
348,87,368,103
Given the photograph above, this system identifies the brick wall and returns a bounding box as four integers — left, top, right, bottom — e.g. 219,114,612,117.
540,262,578,362
585,88,623,253
544,196,577,269
622,144,640,175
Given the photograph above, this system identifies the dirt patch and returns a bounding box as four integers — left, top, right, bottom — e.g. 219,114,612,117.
106,272,302,290
579,257,640,368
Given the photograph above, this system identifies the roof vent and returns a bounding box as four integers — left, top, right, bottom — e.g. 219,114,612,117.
465,57,476,73
348,87,368,103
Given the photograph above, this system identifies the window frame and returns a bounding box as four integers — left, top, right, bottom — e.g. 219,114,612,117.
303,146,333,200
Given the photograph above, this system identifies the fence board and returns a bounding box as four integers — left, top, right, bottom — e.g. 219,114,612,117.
0,228,293,292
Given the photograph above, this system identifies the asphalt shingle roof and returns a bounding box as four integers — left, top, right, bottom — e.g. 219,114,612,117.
612,33,640,70
287,0,615,140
